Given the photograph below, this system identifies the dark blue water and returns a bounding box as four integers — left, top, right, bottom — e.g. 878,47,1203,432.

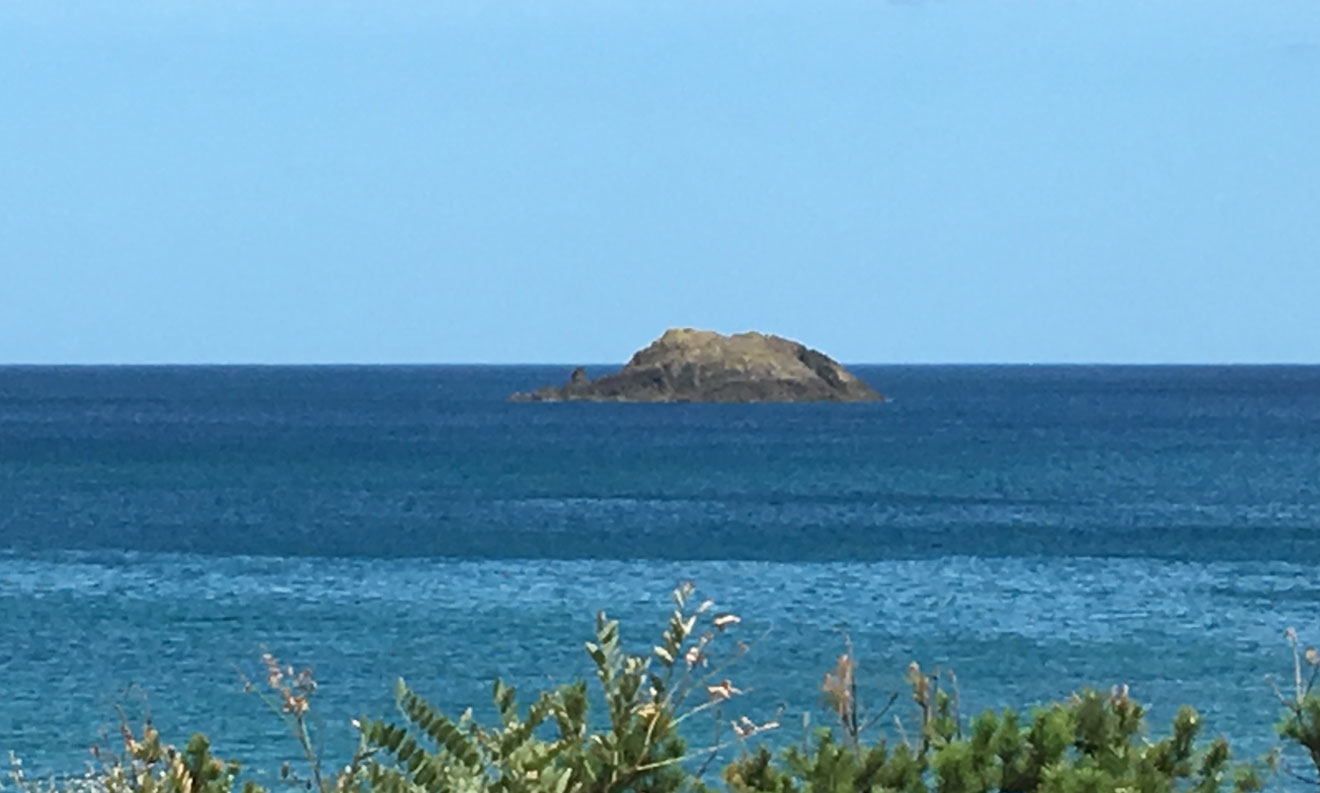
2,365,1319,780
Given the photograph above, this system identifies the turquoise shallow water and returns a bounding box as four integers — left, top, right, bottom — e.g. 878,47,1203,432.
2,365,1320,779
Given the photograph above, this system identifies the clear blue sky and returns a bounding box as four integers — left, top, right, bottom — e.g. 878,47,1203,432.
2,2,1317,364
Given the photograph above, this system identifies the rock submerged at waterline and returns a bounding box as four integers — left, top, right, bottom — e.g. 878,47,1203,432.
510,328,884,403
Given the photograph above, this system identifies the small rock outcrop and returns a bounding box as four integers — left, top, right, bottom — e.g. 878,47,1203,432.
510,328,884,403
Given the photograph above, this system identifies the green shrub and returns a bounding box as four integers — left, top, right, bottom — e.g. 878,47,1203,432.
727,692,1263,793
356,583,753,793
724,655,1264,793
1270,627,1320,787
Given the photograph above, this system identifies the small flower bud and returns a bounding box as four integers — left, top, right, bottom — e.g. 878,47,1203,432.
706,680,742,701
714,613,741,630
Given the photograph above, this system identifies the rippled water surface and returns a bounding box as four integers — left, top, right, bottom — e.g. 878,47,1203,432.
2,365,1320,777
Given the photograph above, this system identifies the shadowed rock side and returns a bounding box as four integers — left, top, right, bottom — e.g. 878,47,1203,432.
510,328,885,403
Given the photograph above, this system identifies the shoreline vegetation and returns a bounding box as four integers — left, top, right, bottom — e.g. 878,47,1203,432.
6,585,1320,793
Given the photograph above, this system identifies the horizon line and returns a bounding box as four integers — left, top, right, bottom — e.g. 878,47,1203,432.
2,360,1318,368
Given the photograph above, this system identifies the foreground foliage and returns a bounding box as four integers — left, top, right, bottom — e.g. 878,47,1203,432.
8,584,1320,793
726,686,1262,793
356,583,739,793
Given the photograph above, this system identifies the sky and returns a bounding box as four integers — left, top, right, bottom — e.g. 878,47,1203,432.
1,1,1317,364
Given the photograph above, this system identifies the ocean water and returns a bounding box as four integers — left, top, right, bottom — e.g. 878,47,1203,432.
2,365,1320,780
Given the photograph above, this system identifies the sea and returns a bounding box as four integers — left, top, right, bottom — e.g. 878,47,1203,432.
2,365,1320,782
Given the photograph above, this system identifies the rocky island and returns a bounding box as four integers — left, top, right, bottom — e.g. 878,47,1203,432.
510,328,884,403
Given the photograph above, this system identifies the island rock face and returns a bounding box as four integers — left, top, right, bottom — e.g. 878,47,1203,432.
510,329,884,403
